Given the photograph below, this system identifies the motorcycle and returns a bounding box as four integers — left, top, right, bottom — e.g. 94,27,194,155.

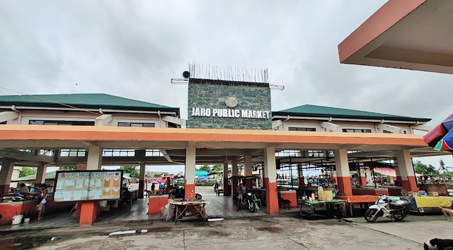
238,191,257,213
364,195,409,222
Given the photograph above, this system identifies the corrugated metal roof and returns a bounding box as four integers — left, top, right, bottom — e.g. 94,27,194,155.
273,104,430,122
0,93,179,114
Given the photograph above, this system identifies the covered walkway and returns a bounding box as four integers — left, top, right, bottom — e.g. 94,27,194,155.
0,186,296,231
0,125,444,226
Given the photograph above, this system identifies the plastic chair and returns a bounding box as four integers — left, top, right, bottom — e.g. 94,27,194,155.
254,197,262,208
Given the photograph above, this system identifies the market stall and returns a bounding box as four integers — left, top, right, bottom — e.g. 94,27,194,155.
170,200,209,224
336,195,379,216
299,199,346,218
401,196,452,213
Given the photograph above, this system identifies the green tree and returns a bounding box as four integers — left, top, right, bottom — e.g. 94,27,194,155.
19,167,37,178
197,165,211,172
59,166,77,171
414,161,436,175
211,165,223,172
121,166,139,178
153,173,162,177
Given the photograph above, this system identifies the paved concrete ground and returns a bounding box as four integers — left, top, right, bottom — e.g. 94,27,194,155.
0,186,289,232
1,214,451,250
1,186,451,249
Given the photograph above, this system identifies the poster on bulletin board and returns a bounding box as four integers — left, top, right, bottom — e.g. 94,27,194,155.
53,170,123,202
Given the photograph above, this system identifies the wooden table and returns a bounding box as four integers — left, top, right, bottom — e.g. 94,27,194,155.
299,199,346,218
336,195,379,216
170,200,210,224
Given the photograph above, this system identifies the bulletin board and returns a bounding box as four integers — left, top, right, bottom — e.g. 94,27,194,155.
53,170,123,202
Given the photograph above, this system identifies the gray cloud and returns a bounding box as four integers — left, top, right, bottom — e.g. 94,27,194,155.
1,1,452,167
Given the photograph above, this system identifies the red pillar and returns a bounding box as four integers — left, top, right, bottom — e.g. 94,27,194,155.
138,179,145,199
223,177,230,196
337,177,353,196
185,179,195,200
0,184,9,196
79,202,99,226
401,176,417,192
360,176,367,186
75,202,82,219
264,178,279,214
246,179,252,189
232,179,238,197
298,177,305,190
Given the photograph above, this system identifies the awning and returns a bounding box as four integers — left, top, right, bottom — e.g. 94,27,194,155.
374,168,423,178
339,0,453,75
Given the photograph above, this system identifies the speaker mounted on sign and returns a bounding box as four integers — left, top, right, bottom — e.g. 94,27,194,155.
182,71,191,79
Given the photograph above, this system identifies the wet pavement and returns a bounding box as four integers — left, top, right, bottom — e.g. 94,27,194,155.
1,214,450,250
0,186,290,232
1,186,451,249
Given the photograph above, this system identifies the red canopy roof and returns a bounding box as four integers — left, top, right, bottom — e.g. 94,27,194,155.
374,168,423,178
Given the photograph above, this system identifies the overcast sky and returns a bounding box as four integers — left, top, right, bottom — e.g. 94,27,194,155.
1,1,452,173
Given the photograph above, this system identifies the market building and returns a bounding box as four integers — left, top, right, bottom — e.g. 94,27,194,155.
0,71,446,226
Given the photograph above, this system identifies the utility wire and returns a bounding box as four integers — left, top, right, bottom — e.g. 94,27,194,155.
0,86,102,116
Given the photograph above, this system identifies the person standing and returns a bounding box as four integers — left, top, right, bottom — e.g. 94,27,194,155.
37,184,48,221
151,183,155,195
19,183,30,196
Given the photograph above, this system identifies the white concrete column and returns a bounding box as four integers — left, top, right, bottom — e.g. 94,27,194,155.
0,111,18,123
95,114,113,126
87,146,103,170
333,149,352,196
0,161,14,195
185,144,196,199
232,158,238,176
244,154,252,176
396,150,417,191
34,164,47,187
263,145,278,214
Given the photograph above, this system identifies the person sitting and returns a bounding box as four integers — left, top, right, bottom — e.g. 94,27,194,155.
19,183,30,196
120,186,132,208
236,182,247,211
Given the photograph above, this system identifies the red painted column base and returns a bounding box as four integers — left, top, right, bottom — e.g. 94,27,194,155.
246,179,252,189
79,202,99,227
401,176,418,192
75,202,82,219
232,179,238,198
298,177,305,190
138,180,144,199
264,178,279,214
223,177,230,196
337,177,353,196
360,176,367,186
0,184,9,196
185,181,195,200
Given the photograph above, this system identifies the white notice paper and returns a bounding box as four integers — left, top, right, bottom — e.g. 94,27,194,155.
64,179,75,187
76,179,83,189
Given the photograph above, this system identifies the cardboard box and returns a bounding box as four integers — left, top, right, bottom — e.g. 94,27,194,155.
318,191,333,201
408,191,420,197
428,191,439,197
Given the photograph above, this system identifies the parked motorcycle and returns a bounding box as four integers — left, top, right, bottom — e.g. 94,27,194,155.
239,191,257,213
364,195,409,222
